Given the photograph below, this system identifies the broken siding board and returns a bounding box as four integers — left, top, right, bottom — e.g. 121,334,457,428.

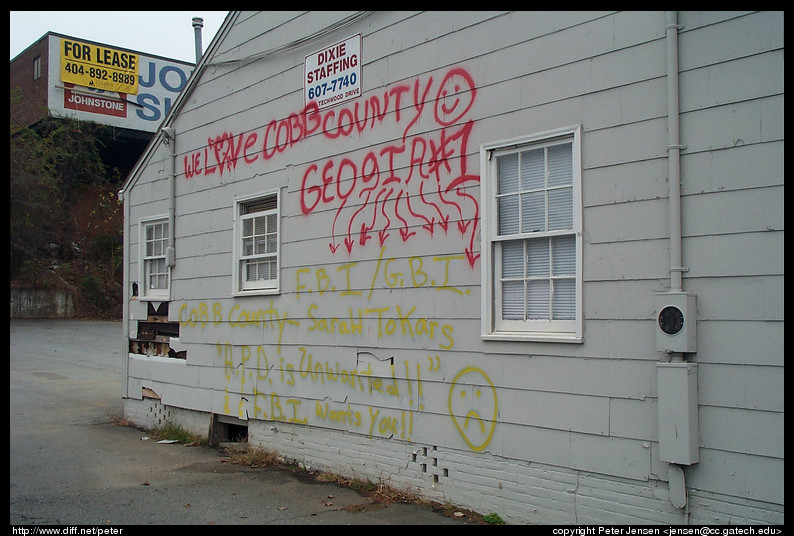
128,357,196,386
157,383,213,416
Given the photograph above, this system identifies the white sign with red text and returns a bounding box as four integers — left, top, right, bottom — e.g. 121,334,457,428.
305,34,361,110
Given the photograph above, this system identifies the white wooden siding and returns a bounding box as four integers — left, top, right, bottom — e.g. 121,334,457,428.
124,11,784,524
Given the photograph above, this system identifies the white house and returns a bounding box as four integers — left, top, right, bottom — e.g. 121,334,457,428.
119,11,784,525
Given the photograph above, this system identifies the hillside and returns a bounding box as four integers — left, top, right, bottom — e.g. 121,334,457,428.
10,116,136,319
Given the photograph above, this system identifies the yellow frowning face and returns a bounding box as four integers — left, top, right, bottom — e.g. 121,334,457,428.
448,366,497,452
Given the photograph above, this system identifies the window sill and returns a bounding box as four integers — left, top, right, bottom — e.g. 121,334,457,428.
138,295,170,302
233,288,280,297
482,331,583,344
128,353,187,363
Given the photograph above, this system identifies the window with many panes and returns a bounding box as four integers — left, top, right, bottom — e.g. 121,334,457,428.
234,191,280,294
140,218,170,300
481,126,582,341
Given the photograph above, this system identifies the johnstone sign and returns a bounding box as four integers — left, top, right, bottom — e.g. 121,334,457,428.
47,35,194,133
304,34,362,111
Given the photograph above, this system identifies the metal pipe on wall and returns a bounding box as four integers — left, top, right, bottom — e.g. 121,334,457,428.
120,184,131,399
163,127,176,268
667,11,685,294
193,17,204,64
664,11,691,522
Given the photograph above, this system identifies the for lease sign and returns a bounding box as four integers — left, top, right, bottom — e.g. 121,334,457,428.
60,38,139,94
304,34,361,110
50,35,192,132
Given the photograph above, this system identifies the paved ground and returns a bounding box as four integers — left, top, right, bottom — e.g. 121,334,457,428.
9,319,480,526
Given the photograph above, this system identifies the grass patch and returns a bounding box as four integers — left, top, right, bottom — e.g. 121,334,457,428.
222,445,283,468
147,423,208,446
483,512,506,524
110,415,208,446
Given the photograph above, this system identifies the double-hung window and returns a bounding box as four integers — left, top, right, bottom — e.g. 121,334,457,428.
234,190,280,294
139,217,170,300
481,125,582,342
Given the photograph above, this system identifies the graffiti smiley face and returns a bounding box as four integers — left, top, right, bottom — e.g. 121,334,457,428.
448,367,497,452
434,68,476,126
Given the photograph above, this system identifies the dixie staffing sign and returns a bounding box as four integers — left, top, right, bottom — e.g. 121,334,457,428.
61,38,140,94
305,34,361,110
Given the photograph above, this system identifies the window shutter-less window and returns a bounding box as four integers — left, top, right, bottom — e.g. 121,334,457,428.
236,192,280,293
139,219,170,299
483,126,581,341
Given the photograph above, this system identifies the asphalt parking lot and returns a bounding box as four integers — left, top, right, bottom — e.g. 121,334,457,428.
9,319,479,526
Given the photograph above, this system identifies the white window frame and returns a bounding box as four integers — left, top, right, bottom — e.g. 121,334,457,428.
233,189,281,296
138,215,171,301
480,125,583,342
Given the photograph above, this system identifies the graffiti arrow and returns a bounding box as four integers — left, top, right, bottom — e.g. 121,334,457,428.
419,180,449,232
395,192,416,242
378,188,394,246
405,192,435,237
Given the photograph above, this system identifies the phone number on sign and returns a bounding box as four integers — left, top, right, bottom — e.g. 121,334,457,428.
307,73,358,100
64,62,137,85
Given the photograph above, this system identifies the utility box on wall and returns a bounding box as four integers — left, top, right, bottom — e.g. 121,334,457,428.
657,362,699,465
656,292,697,354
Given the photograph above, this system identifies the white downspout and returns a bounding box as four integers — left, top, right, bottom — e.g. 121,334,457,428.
664,11,691,523
120,187,130,399
162,127,177,268
667,11,685,294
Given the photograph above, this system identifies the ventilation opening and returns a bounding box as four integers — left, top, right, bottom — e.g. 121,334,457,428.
412,445,448,483
209,414,248,447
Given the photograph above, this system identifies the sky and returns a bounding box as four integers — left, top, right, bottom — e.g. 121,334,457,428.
10,11,230,64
